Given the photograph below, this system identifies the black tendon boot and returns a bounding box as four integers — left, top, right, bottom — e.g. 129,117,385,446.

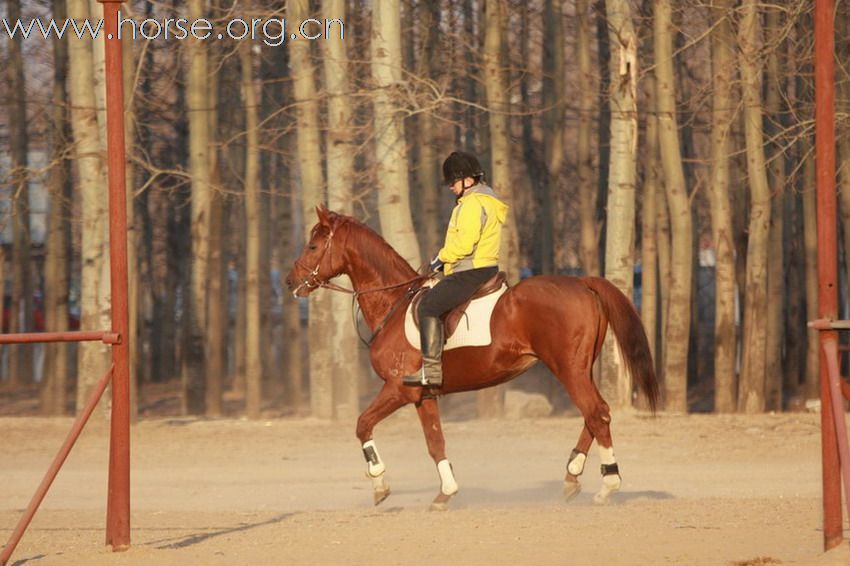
402,316,444,387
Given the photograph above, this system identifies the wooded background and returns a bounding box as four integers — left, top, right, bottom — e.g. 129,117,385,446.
0,0,847,419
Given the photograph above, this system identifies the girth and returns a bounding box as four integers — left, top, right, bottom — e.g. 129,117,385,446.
411,271,508,339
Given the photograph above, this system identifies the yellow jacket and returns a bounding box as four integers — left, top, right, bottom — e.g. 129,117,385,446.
437,184,509,275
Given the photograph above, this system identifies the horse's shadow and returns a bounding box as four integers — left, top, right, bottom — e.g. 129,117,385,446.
434,481,674,508
144,511,298,550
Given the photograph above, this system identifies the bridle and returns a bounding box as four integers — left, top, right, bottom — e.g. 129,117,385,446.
290,217,432,345
290,219,346,298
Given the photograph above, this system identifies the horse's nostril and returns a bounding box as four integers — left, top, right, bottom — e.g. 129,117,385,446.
285,277,292,288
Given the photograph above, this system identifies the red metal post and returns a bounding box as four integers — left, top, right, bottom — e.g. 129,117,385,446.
823,339,850,525
0,367,114,566
814,0,842,551
97,0,132,551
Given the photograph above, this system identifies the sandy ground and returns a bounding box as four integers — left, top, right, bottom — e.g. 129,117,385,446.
1,409,849,565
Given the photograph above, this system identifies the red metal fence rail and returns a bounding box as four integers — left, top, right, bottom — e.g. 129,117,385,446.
1,1,131,564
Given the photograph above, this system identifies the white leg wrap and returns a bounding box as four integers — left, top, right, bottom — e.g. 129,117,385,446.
595,445,621,503
362,440,386,478
598,446,616,466
437,459,459,496
567,452,587,476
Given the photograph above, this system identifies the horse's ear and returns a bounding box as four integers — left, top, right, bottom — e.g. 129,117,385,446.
315,205,329,226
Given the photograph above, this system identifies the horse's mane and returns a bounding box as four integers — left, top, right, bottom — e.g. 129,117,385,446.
340,215,418,281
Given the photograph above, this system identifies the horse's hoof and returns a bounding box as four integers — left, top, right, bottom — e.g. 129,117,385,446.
563,478,582,502
374,487,391,506
593,486,618,505
429,492,453,511
594,474,621,505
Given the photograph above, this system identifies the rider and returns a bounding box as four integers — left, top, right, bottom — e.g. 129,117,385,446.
403,151,509,388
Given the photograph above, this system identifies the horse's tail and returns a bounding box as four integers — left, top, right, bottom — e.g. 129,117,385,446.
581,276,659,413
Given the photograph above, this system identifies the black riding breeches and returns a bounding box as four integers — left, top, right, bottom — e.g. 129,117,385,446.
418,266,499,319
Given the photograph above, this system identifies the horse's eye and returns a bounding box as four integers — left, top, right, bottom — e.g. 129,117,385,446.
309,244,318,251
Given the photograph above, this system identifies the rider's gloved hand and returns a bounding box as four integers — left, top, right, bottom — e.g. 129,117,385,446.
430,255,445,273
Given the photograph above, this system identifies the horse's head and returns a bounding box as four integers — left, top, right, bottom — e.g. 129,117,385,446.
285,206,350,297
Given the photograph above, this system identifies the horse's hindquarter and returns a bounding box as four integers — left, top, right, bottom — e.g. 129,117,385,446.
508,277,606,362
442,276,602,393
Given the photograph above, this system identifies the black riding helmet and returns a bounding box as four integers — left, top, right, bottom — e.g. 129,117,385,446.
442,151,484,186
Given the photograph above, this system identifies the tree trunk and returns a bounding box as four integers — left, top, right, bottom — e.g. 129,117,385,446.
205,51,225,417
7,0,33,386
289,0,332,419
641,79,661,383
595,0,611,272
736,0,771,414
802,154,820,400
709,0,737,413
41,0,72,415
240,41,263,419
654,0,692,413
183,0,211,414
281,191,304,413
415,0,442,260
68,0,110,413
540,0,564,276
322,0,359,421
783,187,804,401
121,11,139,421
371,0,421,268
598,0,638,408
477,0,521,417
577,0,599,277
763,6,785,412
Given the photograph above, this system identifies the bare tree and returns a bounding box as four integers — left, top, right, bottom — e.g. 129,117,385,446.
577,0,599,277
322,0,359,421
290,0,332,418
600,0,638,408
240,40,263,419
764,6,786,411
122,6,139,421
737,0,771,414
41,0,72,414
709,0,738,413
802,153,819,399
6,0,33,386
371,0,421,267
68,0,110,412
641,78,661,383
205,34,225,417
654,0,692,412
183,0,212,414
540,0,565,275
414,0,442,259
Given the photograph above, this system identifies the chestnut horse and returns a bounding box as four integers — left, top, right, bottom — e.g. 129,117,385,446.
286,207,658,509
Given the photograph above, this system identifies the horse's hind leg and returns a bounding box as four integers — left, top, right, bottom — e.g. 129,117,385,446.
555,365,621,504
415,395,458,511
564,424,593,501
579,394,621,505
356,382,408,505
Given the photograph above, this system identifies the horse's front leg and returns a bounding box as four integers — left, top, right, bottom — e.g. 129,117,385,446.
356,382,408,505
415,395,458,511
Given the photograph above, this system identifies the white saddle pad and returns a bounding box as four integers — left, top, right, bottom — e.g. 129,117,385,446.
404,283,508,351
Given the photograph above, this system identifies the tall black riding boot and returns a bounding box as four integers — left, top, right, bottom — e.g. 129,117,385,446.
402,316,444,387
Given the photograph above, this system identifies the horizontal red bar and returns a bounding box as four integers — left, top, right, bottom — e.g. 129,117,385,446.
0,331,120,345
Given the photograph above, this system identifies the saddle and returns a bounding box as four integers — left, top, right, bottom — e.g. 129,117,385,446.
411,271,508,339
